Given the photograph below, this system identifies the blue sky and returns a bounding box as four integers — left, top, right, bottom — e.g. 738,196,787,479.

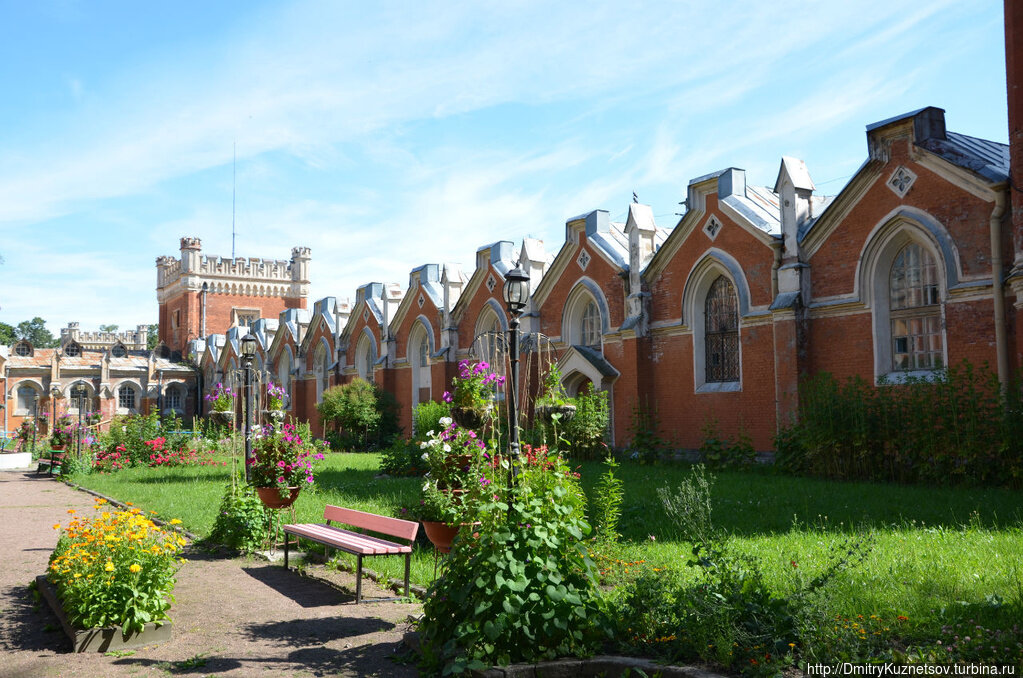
0,0,1009,335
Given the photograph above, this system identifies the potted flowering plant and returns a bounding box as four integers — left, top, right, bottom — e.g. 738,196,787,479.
205,383,235,426
50,415,76,450
535,363,576,424
16,418,37,449
443,360,504,430
248,422,327,508
415,417,499,551
263,381,287,424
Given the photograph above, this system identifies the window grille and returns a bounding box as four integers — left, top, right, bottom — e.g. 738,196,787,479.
118,385,136,411
705,276,739,383
14,342,31,357
71,384,89,412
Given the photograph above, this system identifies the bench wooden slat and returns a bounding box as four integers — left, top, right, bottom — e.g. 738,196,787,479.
283,523,411,555
323,505,418,542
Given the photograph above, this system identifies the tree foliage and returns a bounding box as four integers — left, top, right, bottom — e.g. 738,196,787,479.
14,317,58,347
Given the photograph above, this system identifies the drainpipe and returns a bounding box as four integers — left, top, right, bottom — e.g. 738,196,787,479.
991,188,1009,391
3,364,8,439
201,282,209,338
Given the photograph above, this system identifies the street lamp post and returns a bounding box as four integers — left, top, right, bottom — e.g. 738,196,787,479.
241,333,258,484
32,394,39,453
502,265,531,489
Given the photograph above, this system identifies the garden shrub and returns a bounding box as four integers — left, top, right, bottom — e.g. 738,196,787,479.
412,400,451,440
416,443,602,674
657,463,715,544
590,455,623,544
99,412,164,465
563,385,609,460
207,483,270,553
417,487,604,674
317,378,400,449
379,439,425,477
699,419,755,469
48,498,185,634
776,361,1023,487
624,403,665,463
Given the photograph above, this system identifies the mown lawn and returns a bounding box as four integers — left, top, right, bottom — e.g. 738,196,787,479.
67,452,1023,646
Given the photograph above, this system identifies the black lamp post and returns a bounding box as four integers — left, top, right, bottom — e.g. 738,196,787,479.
241,333,257,483
51,386,60,436
32,394,39,453
502,265,530,488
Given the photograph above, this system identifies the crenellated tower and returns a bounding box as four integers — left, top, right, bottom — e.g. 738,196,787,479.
156,237,311,354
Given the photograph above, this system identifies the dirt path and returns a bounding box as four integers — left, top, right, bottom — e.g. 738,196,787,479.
0,470,420,678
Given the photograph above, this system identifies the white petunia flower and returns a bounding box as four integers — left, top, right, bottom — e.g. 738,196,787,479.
438,417,453,428
442,443,451,453
421,452,429,461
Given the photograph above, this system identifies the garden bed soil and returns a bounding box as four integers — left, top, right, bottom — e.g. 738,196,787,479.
0,470,419,677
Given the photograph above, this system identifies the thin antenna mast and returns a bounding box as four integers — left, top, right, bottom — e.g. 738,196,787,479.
231,142,237,259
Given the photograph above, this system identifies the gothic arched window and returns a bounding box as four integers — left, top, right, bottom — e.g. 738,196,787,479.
889,242,943,371
70,384,90,413
580,300,601,349
704,276,739,383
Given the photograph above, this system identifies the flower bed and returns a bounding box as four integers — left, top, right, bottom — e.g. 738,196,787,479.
47,498,185,648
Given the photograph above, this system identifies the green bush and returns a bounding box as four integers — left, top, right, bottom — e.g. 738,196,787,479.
563,385,609,460
699,419,755,470
776,362,1023,487
417,487,604,674
379,439,426,477
99,412,163,465
412,400,451,441
206,483,270,553
317,379,400,450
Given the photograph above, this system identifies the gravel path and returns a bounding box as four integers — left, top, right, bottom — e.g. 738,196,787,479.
0,469,421,678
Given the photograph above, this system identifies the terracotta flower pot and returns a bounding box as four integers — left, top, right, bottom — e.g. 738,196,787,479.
421,520,479,554
256,486,301,509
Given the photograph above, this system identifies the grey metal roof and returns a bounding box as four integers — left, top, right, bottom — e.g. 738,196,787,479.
917,131,1010,183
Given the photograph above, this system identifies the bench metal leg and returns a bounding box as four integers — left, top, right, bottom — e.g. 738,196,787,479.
404,553,411,598
356,554,363,604
284,534,289,569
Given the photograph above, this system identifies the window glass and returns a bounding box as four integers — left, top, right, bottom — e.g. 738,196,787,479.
890,243,943,371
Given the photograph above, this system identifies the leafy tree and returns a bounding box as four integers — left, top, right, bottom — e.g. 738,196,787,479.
99,324,119,333
15,317,57,348
0,321,14,345
317,378,399,450
147,324,159,350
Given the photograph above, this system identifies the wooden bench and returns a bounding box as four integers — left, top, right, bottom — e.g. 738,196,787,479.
283,505,419,603
37,449,66,477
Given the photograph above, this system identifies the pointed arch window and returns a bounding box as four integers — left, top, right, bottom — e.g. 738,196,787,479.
889,243,942,371
71,384,90,413
411,327,432,407
704,276,739,383
117,384,137,412
580,300,601,349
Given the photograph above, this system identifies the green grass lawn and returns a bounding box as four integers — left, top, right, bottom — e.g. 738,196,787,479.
67,453,1023,645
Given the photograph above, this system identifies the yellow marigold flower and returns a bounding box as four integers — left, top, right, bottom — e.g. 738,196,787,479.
67,509,76,515
104,562,114,572
53,524,60,530
169,519,182,525
74,573,82,578
177,537,187,546
129,563,141,574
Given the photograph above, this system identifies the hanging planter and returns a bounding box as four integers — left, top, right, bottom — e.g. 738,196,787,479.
535,404,577,424
420,521,479,554
263,409,286,425
450,406,491,431
256,486,301,509
210,411,234,426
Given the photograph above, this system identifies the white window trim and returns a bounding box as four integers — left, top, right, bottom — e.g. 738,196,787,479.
116,382,141,414
686,267,742,394
867,229,948,383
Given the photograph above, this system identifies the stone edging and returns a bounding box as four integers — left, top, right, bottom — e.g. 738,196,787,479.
401,633,726,678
